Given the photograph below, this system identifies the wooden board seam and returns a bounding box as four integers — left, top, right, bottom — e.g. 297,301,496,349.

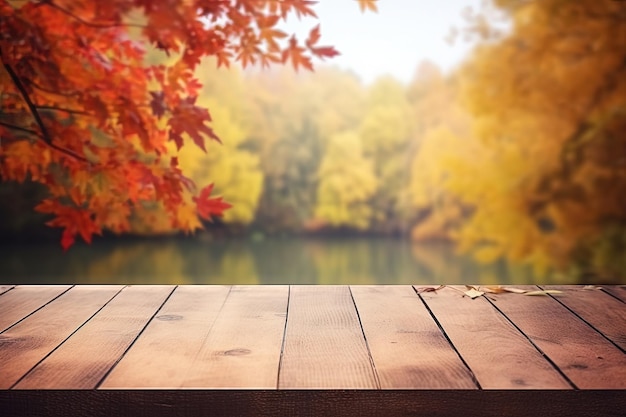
8,285,126,389
538,285,626,355
348,286,381,389
276,285,291,389
601,289,626,305
482,290,578,389
1,285,74,334
0,286,16,296
94,285,178,389
411,285,482,389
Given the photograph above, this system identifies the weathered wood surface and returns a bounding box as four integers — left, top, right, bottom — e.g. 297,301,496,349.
278,285,378,388
1,284,625,390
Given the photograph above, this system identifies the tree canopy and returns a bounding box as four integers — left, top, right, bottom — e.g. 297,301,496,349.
0,0,376,249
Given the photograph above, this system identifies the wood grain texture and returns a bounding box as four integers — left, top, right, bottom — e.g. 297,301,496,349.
1,284,625,392
0,285,123,389
279,285,378,388
181,285,289,388
0,285,71,332
350,285,477,388
540,285,626,351
602,285,626,303
490,286,626,388
14,285,174,389
2,390,625,417
100,285,230,388
419,286,571,389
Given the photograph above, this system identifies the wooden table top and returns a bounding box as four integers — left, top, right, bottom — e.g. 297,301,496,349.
0,284,624,390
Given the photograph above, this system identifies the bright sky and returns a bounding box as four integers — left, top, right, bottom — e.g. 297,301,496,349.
280,0,482,85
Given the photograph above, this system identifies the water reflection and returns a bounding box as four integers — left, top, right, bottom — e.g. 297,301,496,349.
0,237,584,285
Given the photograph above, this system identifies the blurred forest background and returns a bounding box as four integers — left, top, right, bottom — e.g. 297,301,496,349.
1,0,624,284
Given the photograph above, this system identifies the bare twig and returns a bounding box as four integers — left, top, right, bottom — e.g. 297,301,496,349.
1,51,88,162
0,120,39,136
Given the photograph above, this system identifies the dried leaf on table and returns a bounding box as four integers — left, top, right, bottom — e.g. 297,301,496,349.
524,290,563,296
464,288,485,299
415,285,445,294
582,285,603,290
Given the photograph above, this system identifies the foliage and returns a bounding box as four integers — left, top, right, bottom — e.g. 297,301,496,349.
0,0,374,248
314,130,378,230
449,0,626,276
359,76,414,233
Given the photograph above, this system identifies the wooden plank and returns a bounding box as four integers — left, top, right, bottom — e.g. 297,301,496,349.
13,285,174,389
0,285,123,389
350,285,477,388
419,286,571,388
490,286,626,388
602,285,626,303
279,285,378,388
181,285,289,388
0,285,15,296
0,285,71,332
99,286,231,388
2,390,626,417
541,285,626,351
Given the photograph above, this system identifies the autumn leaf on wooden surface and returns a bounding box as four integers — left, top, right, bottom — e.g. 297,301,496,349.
582,285,603,290
415,285,445,294
481,286,528,294
464,287,485,299
523,290,563,296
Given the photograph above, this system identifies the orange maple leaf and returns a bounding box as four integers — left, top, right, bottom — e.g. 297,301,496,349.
358,0,379,13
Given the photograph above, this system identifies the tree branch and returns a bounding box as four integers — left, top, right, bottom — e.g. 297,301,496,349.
1,51,89,163
36,105,92,116
45,2,146,29
0,120,39,136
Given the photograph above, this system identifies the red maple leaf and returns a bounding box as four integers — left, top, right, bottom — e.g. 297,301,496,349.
193,183,232,221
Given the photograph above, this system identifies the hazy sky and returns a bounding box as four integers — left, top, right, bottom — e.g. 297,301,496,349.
281,0,482,84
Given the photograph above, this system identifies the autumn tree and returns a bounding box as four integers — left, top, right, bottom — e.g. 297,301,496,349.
0,0,376,248
359,76,414,233
450,0,626,277
405,63,473,241
314,130,378,230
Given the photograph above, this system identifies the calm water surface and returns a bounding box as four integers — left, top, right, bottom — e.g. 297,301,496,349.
0,237,573,285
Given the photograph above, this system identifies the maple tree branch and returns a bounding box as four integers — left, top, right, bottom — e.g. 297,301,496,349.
0,121,39,136
36,105,92,116
26,79,81,97
1,53,89,163
45,2,146,29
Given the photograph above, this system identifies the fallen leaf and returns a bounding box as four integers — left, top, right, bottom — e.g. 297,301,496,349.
415,285,445,294
464,288,485,299
582,285,603,290
481,286,506,294
502,287,528,294
524,290,563,296
481,285,527,294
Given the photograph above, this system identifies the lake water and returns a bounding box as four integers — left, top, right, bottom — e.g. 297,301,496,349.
0,236,585,285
